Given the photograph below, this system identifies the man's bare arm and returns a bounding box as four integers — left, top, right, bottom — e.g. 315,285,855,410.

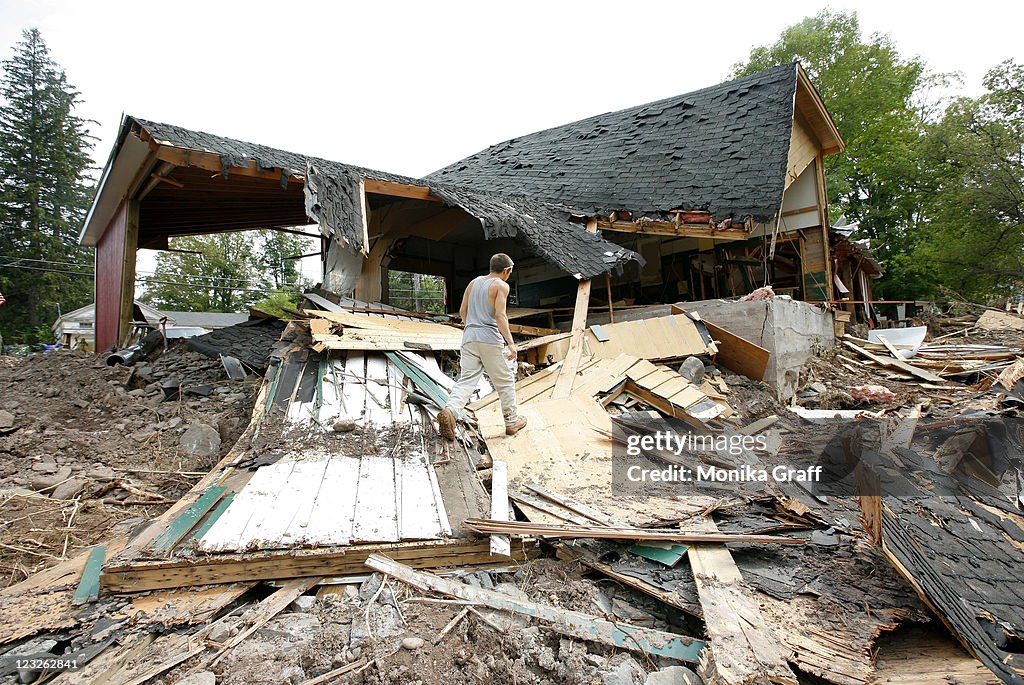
492,280,517,358
458,281,473,322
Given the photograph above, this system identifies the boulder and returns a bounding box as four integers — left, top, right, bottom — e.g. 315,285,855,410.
179,423,221,457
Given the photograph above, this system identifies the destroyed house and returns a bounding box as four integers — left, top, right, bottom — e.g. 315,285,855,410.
79,62,844,352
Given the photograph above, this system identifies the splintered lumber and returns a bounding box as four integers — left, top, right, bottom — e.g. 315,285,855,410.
71,545,106,605
365,554,705,662
553,278,594,398
624,357,727,422
842,339,945,383
461,519,803,545
308,311,463,351
101,538,536,592
687,517,798,685
148,485,227,554
976,309,1024,331
207,576,321,668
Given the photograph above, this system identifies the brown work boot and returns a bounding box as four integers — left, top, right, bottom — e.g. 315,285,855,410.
505,416,528,436
437,408,457,441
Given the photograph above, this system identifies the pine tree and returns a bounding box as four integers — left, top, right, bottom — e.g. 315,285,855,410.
0,28,95,344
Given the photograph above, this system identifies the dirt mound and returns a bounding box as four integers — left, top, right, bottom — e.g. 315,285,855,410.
0,346,259,586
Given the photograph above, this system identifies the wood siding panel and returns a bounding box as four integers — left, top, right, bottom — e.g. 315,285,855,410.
95,201,127,351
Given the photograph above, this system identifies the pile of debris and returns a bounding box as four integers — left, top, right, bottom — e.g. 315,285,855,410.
0,297,1021,685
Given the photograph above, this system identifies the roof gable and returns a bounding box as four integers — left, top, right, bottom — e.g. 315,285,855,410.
427,64,803,223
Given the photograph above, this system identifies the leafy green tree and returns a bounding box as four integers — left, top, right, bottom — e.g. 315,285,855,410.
913,60,1024,301
732,10,934,297
387,270,445,313
260,230,314,290
0,28,94,344
140,232,271,312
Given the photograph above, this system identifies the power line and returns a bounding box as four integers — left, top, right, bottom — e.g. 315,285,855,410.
0,263,306,295
0,257,312,289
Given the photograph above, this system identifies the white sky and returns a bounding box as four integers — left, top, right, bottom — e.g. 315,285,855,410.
2,0,1022,285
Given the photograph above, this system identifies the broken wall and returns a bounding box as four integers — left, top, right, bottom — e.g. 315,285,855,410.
686,298,834,400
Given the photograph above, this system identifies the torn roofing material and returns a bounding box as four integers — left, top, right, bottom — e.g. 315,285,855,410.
427,63,801,223
131,118,639,279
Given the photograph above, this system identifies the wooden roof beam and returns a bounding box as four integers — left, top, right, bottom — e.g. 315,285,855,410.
597,218,752,241
363,179,441,202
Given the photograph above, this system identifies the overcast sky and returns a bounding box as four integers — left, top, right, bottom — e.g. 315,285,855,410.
2,0,1022,285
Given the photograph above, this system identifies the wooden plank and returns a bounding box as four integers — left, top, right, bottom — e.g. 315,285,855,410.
255,460,332,550
301,456,359,547
363,178,440,202
462,519,804,544
687,517,797,685
101,539,535,592
699,316,769,381
72,545,106,605
197,466,287,553
366,554,704,662
149,485,227,553
585,314,710,362
552,279,593,398
351,455,400,542
397,455,446,540
842,339,946,383
489,460,511,557
590,324,610,342
523,483,618,526
340,352,367,421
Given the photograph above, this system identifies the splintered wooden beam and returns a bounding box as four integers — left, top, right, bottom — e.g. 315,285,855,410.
687,517,798,685
461,519,803,544
553,218,597,398
363,178,441,202
365,554,705,662
597,219,751,240
842,339,945,383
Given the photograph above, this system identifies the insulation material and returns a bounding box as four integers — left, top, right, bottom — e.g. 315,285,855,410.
323,237,363,296
849,385,897,404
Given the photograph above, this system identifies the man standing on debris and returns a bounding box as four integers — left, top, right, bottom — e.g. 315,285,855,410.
438,254,527,440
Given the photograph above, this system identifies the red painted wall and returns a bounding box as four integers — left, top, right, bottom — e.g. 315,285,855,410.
95,200,127,351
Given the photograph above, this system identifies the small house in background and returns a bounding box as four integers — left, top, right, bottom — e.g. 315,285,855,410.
53,303,247,351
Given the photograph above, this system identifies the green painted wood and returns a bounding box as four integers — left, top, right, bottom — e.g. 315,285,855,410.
630,543,688,567
150,485,227,553
187,492,236,544
73,545,107,605
384,352,449,409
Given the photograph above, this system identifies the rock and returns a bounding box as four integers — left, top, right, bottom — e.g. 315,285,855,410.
348,604,402,646
30,466,72,492
677,357,705,385
31,460,59,474
601,657,647,685
207,623,232,643
358,573,383,600
180,423,221,457
127,388,146,398
278,665,305,683
401,636,425,650
173,672,216,685
86,466,116,481
290,595,316,613
332,419,357,433
165,416,182,430
645,666,704,685
51,478,87,500
0,409,15,430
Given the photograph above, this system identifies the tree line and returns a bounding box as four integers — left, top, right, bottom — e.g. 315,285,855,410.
2,14,1022,344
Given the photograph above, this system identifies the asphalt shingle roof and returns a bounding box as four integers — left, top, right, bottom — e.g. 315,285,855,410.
133,118,638,279
427,63,799,223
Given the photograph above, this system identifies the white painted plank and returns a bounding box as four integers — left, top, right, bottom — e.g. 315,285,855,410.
198,464,293,553
255,460,331,549
317,358,344,424
364,354,392,426
340,352,367,424
490,460,511,556
231,461,299,552
397,454,445,540
351,455,400,543
300,456,360,547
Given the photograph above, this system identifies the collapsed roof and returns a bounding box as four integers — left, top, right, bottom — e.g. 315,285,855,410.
428,63,841,224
